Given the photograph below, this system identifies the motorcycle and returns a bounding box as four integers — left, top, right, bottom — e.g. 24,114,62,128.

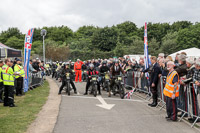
72,70,75,81
88,75,99,97
101,72,110,93
46,68,51,76
82,70,87,82
64,72,72,96
112,75,125,99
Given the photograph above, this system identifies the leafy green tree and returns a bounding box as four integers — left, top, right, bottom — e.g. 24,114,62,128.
148,38,160,56
160,32,178,54
5,36,24,49
114,41,125,57
46,26,73,44
92,26,118,51
116,21,138,37
32,41,43,55
147,22,171,45
177,23,200,50
171,21,192,32
74,25,97,39
125,37,144,55
0,27,23,43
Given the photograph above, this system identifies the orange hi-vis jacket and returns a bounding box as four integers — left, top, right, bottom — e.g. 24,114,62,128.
163,70,179,98
74,61,83,71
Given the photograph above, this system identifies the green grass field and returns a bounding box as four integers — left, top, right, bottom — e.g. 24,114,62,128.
0,81,50,133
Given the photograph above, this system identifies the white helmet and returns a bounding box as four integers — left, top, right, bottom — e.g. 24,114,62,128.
89,64,94,68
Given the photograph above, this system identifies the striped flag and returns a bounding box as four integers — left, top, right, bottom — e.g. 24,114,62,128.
144,22,151,75
24,28,34,92
124,89,135,99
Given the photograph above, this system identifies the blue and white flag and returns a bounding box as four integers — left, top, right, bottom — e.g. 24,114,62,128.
24,28,34,92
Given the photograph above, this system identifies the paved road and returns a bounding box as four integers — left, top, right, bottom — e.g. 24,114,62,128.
53,80,198,133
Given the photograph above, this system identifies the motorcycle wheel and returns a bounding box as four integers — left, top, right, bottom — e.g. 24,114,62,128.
66,82,70,96
119,85,125,99
113,85,118,96
93,84,97,97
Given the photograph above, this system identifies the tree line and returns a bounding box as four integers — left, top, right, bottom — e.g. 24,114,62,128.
0,21,200,61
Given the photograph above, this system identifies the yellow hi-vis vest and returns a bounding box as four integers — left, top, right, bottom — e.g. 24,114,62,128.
163,70,179,98
0,67,3,82
14,64,25,78
45,64,50,68
2,64,14,86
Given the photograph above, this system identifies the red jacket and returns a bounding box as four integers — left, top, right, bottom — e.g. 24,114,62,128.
87,69,99,76
74,61,83,71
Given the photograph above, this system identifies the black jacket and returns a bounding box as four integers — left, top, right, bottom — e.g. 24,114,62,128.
143,62,161,85
32,62,40,71
82,65,87,70
100,65,110,74
183,65,195,84
61,68,73,80
175,63,187,78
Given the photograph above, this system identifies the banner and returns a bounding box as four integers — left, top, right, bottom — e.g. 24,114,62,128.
144,22,151,73
24,28,34,92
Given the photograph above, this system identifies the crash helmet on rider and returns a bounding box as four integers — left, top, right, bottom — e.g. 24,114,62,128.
89,63,94,70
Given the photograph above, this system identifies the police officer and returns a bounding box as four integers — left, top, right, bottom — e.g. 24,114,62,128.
2,59,18,107
14,59,25,96
0,60,4,103
58,62,77,94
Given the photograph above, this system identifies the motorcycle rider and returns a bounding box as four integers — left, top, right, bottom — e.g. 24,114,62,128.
99,61,110,85
82,61,88,81
84,64,101,95
58,62,77,94
110,59,125,96
56,62,62,80
45,62,50,76
52,62,57,78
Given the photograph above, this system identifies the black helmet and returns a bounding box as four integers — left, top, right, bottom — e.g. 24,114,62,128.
114,59,119,64
103,61,107,64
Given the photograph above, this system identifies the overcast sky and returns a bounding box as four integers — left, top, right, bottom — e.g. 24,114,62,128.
0,0,199,33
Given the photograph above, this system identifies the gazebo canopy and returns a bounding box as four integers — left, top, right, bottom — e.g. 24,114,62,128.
169,47,200,60
0,42,22,58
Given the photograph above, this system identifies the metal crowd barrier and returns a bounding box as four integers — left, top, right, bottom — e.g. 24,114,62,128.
124,70,151,100
28,71,44,88
125,70,200,128
156,77,200,127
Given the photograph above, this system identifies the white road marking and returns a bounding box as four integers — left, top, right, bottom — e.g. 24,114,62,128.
96,96,115,110
62,95,146,102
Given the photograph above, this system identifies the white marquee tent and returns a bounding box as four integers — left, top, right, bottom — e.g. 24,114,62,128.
169,47,200,60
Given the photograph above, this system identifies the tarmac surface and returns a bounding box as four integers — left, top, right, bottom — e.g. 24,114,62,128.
53,80,199,133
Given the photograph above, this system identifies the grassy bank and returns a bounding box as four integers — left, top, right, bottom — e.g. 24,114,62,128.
0,81,50,133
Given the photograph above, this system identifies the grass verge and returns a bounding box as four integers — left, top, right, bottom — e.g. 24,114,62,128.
0,81,50,133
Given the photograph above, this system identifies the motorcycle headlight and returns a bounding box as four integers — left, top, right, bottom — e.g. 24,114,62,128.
92,77,97,81
118,77,122,81
105,75,109,80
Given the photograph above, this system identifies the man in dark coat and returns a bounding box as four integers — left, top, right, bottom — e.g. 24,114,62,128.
143,56,161,107
175,54,188,117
